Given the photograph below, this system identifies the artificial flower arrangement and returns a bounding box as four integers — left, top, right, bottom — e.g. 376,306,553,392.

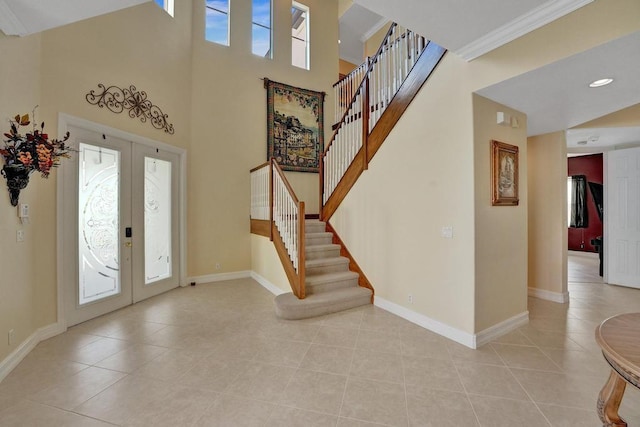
1,111,72,205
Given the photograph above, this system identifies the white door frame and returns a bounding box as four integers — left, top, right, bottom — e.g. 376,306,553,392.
56,113,187,330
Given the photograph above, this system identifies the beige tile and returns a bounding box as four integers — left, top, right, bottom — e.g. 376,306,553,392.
447,342,504,366
510,368,606,409
266,406,339,427
74,375,173,424
134,348,206,382
226,363,296,403
27,332,103,361
312,325,359,348
29,366,126,410
537,403,601,426
175,357,246,392
123,385,218,426
280,369,347,415
350,349,405,384
539,347,610,377
0,358,89,398
67,337,132,365
489,329,534,346
254,338,311,367
340,378,408,426
402,355,464,392
94,343,168,373
406,387,479,426
195,394,275,426
468,395,550,427
456,363,529,400
518,327,584,350
337,418,389,426
321,309,365,329
491,343,562,371
301,343,354,375
207,333,268,361
400,333,451,361
356,329,403,354
0,399,112,427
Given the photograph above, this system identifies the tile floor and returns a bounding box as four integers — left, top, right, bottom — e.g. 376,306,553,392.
1,253,639,426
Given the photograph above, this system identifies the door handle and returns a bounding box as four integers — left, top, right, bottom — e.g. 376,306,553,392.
125,241,132,247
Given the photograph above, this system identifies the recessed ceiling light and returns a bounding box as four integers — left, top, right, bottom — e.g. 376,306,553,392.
589,78,613,88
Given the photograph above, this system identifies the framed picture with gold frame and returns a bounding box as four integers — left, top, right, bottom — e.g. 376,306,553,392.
491,140,519,206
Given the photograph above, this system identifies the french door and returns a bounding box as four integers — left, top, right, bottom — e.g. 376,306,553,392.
606,147,640,289
63,125,181,326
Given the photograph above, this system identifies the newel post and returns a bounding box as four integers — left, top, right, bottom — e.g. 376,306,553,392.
298,201,306,299
362,56,370,170
318,154,324,221
269,158,274,241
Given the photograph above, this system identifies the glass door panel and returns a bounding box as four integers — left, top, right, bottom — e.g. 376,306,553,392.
144,156,172,284
78,143,121,304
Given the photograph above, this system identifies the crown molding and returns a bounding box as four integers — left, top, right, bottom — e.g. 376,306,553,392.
456,0,594,61
360,17,390,43
0,1,27,36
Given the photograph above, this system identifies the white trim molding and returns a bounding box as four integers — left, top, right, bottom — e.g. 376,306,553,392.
475,311,529,348
187,270,252,285
456,0,594,61
360,17,390,43
0,321,65,382
250,272,288,296
374,296,477,348
529,287,570,303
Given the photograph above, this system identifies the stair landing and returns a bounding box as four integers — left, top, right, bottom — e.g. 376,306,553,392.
274,220,373,320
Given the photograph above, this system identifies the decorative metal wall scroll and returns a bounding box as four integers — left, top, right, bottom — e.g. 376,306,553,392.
86,84,175,134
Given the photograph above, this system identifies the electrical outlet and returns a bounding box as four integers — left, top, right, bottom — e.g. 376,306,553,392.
8,329,14,345
215,263,221,270
408,294,413,304
16,230,24,242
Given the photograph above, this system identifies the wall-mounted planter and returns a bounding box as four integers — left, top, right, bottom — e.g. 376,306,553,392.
1,164,31,206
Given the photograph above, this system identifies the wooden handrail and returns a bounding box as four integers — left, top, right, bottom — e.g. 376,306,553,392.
250,161,270,173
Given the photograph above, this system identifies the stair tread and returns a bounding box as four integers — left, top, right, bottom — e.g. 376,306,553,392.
306,270,359,284
305,219,326,225
306,231,333,237
305,256,349,267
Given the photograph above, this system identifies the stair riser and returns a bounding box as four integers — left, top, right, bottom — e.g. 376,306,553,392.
306,278,359,294
306,235,333,246
306,262,350,276
275,293,371,320
305,247,341,260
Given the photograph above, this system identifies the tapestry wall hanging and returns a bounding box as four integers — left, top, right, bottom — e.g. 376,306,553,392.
265,78,324,173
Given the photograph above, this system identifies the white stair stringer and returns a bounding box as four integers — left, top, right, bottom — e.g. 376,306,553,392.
274,220,372,319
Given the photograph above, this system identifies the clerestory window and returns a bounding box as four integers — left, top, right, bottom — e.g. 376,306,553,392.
205,0,230,46
291,2,309,69
252,0,272,58
154,0,174,17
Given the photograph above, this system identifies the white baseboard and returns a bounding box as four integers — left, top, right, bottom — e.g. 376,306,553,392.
187,270,251,285
374,296,477,348
250,272,288,296
475,311,529,348
528,287,570,303
0,321,66,383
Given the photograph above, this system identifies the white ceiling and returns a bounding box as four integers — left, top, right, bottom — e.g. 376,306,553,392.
345,0,639,149
339,3,386,65
0,0,149,36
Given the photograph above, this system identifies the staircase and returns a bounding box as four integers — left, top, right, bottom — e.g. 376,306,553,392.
274,220,372,319
250,23,446,320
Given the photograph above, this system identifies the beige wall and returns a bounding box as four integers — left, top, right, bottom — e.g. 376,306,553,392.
527,132,568,297
332,53,477,334
339,59,357,76
0,33,41,362
364,22,391,58
573,103,640,129
251,234,290,293
190,0,337,276
473,94,528,332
